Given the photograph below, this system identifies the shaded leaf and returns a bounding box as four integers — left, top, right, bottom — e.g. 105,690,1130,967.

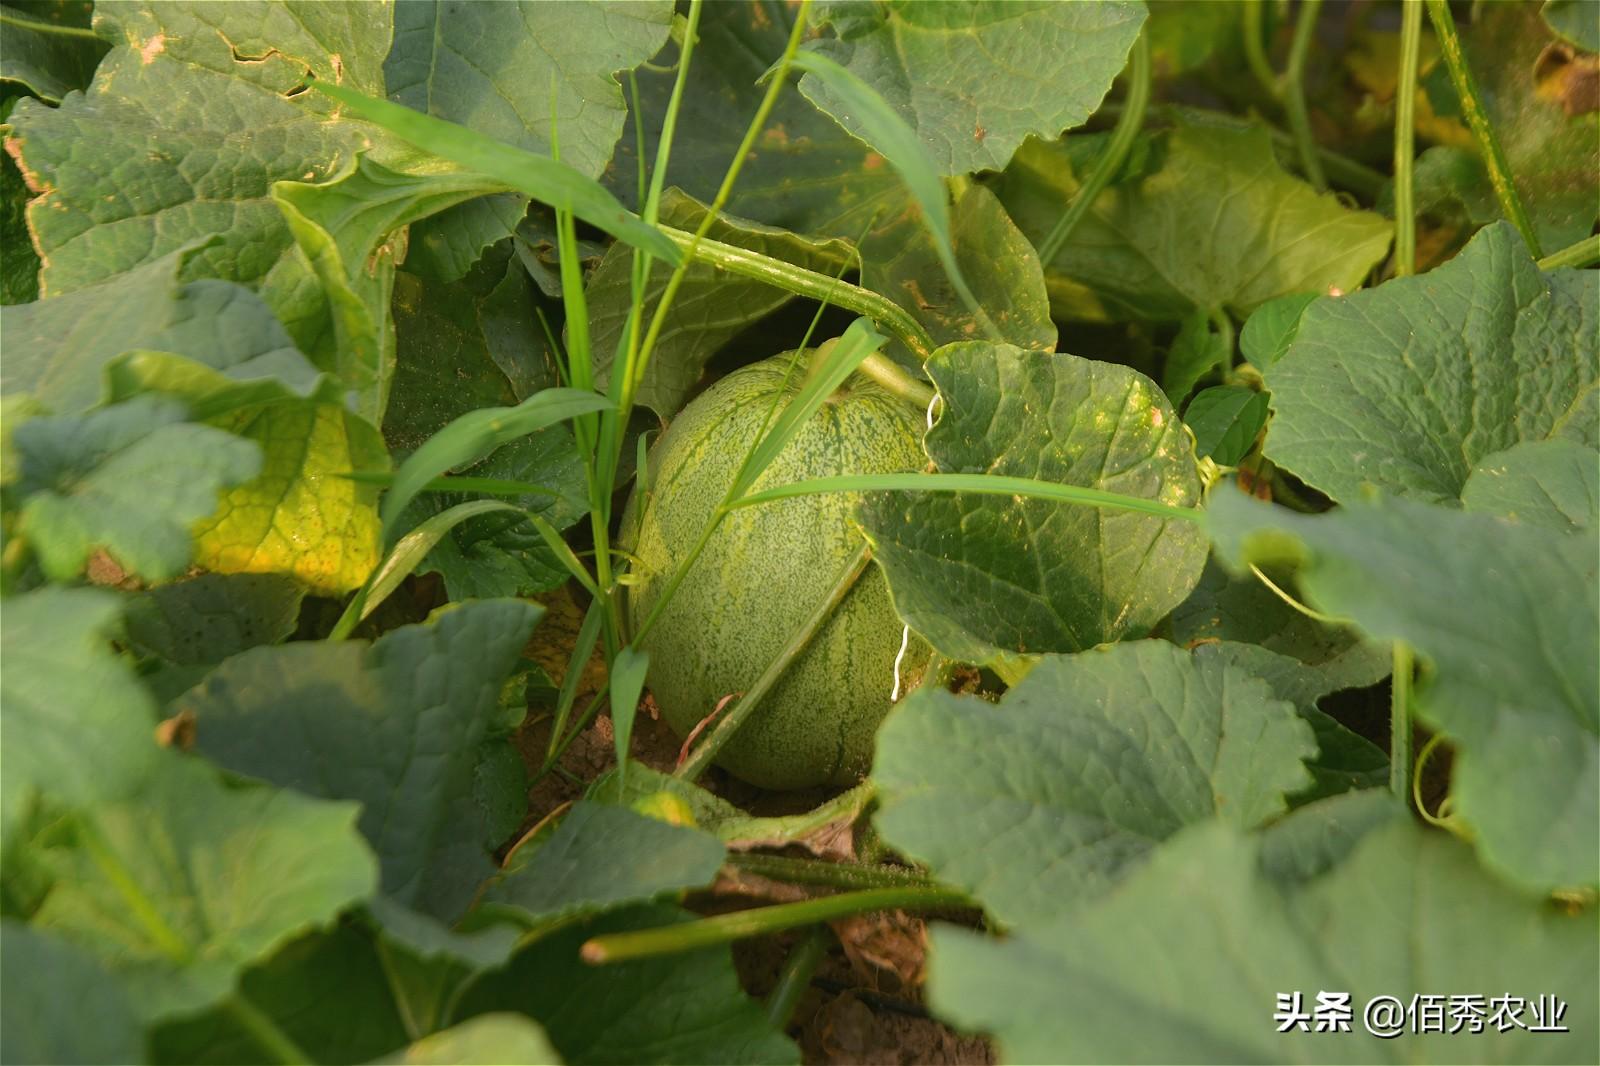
873,640,1314,926
0,920,142,1066
405,194,528,284
995,121,1392,322
456,906,799,1065
1238,291,1317,370
0,1,107,104
11,395,261,581
1168,555,1392,695
0,588,164,832
1162,308,1230,402
33,757,377,1021
929,818,1598,1064
859,341,1207,664
1209,488,1599,892
1434,2,1600,250
800,0,1145,175
481,802,724,928
1185,385,1268,465
123,572,306,664
1263,223,1598,505
150,926,410,1066
180,600,543,920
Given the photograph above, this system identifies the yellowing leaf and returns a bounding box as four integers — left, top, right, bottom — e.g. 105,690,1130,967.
194,402,386,595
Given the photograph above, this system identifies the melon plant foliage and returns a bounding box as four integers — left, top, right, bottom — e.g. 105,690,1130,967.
1,2,1597,1065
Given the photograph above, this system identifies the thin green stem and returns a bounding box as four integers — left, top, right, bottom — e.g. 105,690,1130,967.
1393,0,1424,277
0,8,101,39
1209,307,1236,371
1282,0,1326,191
622,0,816,414
1390,641,1414,801
658,225,934,358
766,927,831,1029
225,996,311,1066
1537,234,1600,271
677,543,872,782
728,472,1205,525
857,352,935,410
581,886,973,963
1424,0,1540,256
1039,34,1150,265
1242,0,1280,98
729,853,943,892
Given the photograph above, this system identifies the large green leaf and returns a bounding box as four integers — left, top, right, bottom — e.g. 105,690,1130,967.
0,588,165,833
1460,439,1598,532
872,640,1314,926
994,120,1393,322
0,921,142,1066
5,40,365,297
150,926,410,1066
928,818,1599,1064
0,1,107,104
32,757,377,1021
481,802,725,928
799,1,1145,176
0,245,320,415
456,906,799,1065
384,0,671,181
858,342,1207,664
1263,223,1598,505
1209,488,1599,893
585,189,853,418
10,395,261,581
179,600,543,920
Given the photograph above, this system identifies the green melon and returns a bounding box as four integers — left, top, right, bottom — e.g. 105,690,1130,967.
622,351,931,790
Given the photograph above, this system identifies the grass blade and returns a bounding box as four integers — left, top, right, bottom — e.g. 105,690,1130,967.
547,597,607,763
381,388,611,541
730,318,889,499
608,646,650,790
728,472,1204,524
330,499,521,639
339,472,564,499
313,81,682,265
787,51,999,342
525,511,600,598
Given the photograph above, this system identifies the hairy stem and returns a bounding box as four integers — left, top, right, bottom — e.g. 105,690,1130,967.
676,543,872,782
1393,0,1423,277
1242,0,1280,98
730,853,944,892
1282,0,1326,191
1537,234,1600,271
1424,0,1540,256
581,886,974,963
857,352,936,410
766,927,832,1029
1039,34,1150,265
659,225,935,358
